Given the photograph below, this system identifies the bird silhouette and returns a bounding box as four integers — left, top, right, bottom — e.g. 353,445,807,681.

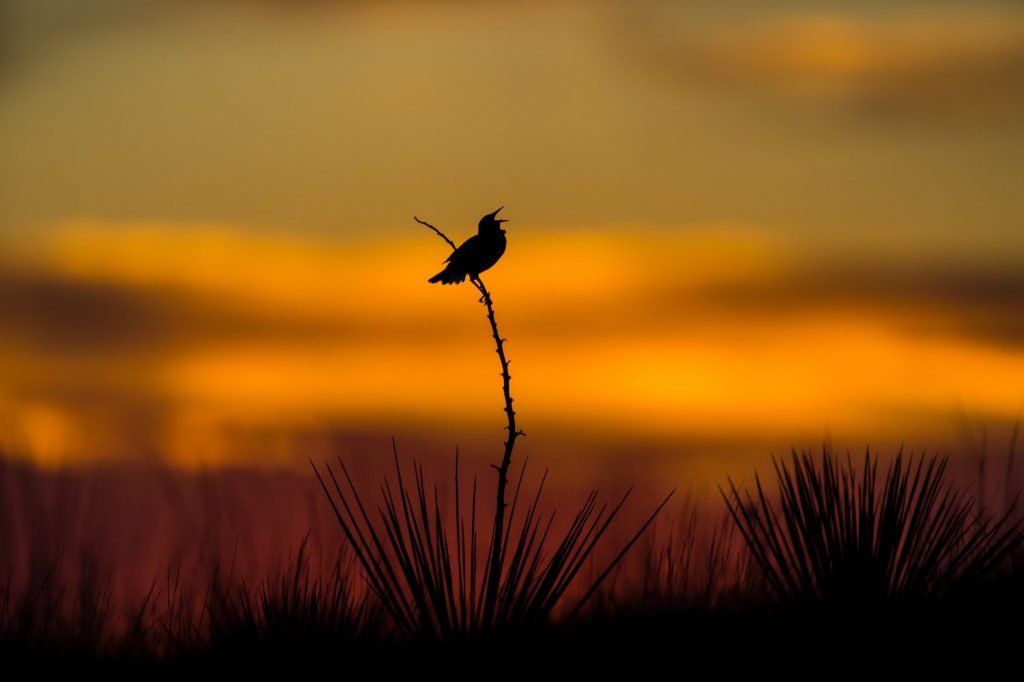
428,207,508,285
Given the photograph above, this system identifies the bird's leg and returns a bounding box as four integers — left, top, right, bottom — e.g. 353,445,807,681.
471,276,488,303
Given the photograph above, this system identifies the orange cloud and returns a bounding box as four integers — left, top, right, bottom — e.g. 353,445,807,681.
645,10,1024,116
2,221,1023,469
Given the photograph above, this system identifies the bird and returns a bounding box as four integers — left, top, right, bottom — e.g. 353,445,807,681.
428,207,508,285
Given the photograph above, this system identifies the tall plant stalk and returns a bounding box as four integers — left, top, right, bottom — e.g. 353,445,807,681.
414,216,525,624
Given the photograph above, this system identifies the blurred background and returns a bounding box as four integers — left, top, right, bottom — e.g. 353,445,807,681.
1,0,1023,483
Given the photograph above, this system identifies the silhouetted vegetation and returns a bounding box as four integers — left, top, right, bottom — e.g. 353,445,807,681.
313,450,668,641
1,450,1024,670
722,449,1024,612
201,538,381,659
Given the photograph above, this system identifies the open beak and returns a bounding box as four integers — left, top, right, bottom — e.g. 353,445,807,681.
488,206,508,223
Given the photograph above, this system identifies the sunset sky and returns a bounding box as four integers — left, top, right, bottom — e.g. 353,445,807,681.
2,0,1023,478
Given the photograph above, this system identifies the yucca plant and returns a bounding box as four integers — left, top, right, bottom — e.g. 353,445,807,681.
722,449,1024,609
314,449,666,640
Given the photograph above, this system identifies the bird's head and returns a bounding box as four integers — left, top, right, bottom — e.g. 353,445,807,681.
478,206,508,234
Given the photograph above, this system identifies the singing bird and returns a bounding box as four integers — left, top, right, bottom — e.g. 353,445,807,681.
428,207,508,285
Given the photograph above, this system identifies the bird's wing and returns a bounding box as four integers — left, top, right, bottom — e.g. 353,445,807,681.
444,235,477,265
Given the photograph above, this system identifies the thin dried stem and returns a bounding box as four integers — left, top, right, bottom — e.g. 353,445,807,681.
416,216,523,624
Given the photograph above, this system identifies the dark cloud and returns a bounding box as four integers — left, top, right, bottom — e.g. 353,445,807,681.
0,270,470,358
0,273,355,356
0,0,351,84
0,275,183,354
0,1,163,84
682,263,1024,349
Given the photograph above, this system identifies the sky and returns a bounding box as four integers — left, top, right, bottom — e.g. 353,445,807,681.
1,0,1023,479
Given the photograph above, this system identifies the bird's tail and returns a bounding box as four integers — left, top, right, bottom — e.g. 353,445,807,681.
428,266,466,285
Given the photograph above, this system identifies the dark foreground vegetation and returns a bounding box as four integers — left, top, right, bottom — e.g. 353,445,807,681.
2,448,1023,674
